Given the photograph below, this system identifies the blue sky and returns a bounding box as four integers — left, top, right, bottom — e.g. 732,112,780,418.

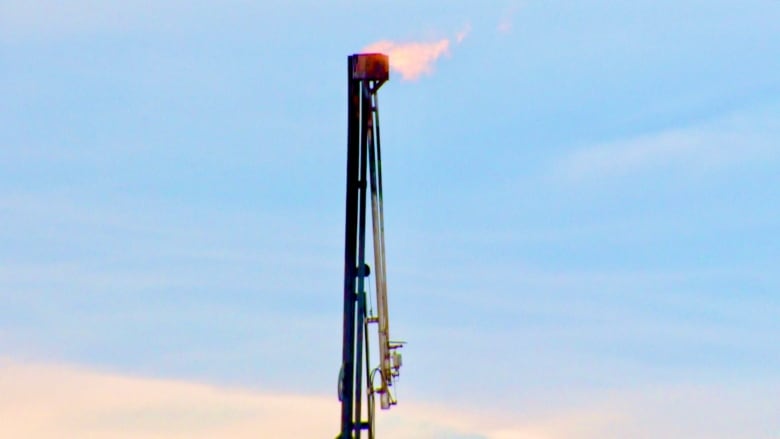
1,1,779,437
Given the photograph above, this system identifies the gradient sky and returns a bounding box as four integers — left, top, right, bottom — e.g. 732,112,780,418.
2,1,779,437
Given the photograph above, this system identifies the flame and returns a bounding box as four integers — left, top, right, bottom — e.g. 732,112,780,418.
363,39,450,81
363,26,470,81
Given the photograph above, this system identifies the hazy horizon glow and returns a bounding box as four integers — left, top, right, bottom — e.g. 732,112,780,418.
2,359,777,438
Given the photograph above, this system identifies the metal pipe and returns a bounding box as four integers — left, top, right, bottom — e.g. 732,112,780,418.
366,95,392,407
339,55,361,438
353,79,373,439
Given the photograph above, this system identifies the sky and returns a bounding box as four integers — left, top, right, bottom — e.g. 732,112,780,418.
1,0,779,437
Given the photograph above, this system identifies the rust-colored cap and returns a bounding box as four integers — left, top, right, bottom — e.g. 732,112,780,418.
352,53,389,81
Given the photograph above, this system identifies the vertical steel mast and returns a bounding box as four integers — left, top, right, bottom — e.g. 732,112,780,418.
338,53,403,439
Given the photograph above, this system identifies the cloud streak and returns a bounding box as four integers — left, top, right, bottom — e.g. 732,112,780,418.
554,108,780,181
497,3,523,34
0,0,186,40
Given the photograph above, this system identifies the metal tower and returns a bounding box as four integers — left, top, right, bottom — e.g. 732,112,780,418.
337,53,404,439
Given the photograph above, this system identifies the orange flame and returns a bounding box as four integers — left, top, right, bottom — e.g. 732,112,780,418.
363,26,469,81
362,39,450,81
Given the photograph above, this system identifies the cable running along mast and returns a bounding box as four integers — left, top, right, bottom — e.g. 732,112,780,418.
337,53,404,439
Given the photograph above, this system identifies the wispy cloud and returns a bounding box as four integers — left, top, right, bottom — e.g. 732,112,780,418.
497,3,524,34
0,0,184,40
456,23,473,44
553,108,779,181
363,25,471,81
